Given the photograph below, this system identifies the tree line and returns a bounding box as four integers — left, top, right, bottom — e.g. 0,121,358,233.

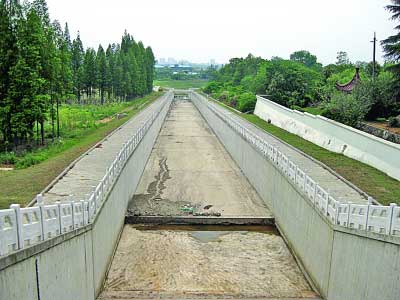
0,0,155,149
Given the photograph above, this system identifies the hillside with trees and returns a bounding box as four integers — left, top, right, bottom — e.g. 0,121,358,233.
0,0,155,155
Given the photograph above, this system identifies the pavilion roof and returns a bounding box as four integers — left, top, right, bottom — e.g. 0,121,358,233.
335,68,361,92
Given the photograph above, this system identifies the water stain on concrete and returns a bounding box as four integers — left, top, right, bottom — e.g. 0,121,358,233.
128,157,200,216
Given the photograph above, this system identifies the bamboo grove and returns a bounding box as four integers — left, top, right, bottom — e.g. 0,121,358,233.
0,0,155,149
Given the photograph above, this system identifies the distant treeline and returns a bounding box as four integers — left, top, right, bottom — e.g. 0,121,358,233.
0,0,155,148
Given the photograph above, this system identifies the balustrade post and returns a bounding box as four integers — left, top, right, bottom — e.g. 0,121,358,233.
36,194,45,241
388,203,397,235
10,204,23,250
56,201,62,235
346,203,351,227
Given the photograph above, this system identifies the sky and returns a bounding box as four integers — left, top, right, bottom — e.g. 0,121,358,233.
46,0,396,65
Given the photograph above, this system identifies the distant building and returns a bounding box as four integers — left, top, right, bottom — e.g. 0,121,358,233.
167,57,177,65
210,59,216,65
159,58,166,65
169,64,193,73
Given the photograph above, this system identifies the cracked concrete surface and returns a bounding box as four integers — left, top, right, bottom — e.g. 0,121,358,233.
127,100,272,218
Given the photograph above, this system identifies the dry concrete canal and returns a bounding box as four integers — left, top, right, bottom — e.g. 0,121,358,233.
98,98,321,300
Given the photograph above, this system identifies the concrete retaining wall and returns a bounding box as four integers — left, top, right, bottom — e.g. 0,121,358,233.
192,92,400,300
254,96,400,181
0,95,172,300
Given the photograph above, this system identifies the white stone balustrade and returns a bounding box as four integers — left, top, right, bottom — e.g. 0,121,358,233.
41,204,61,240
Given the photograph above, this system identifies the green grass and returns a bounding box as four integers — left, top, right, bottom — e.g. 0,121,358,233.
154,79,209,89
208,96,400,206
5,97,157,169
0,92,163,209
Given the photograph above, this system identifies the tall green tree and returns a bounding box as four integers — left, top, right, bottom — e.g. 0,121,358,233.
52,19,72,136
382,1,400,77
8,8,48,145
290,50,321,70
0,1,19,146
96,45,107,104
145,46,155,93
71,33,84,103
63,22,71,49
83,47,96,100
336,51,350,66
106,44,115,99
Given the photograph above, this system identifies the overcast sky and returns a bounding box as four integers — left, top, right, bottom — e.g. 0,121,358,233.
46,0,396,65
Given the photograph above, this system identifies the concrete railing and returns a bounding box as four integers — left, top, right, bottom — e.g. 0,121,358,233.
0,94,171,257
193,93,400,238
254,96,400,180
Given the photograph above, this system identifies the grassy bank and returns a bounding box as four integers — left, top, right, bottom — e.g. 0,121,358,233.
0,92,162,209
154,79,208,89
207,96,400,206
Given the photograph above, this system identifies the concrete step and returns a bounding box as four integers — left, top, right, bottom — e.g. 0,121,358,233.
98,290,322,300
125,216,275,226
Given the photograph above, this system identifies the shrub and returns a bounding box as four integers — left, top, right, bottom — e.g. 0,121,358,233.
388,116,400,128
0,152,17,165
322,91,372,127
237,93,257,113
203,81,222,94
14,153,42,169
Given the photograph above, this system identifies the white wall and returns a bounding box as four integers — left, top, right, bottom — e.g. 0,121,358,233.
254,96,400,181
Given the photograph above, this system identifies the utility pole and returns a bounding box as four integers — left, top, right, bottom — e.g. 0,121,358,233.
371,32,377,80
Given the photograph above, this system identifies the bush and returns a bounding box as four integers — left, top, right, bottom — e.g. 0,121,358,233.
203,81,222,94
365,71,397,120
0,152,17,165
237,93,257,113
322,91,372,127
389,116,400,128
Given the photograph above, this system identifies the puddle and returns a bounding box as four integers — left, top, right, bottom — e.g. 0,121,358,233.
189,231,230,243
132,224,279,243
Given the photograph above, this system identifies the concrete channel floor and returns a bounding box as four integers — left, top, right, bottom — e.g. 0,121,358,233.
98,225,321,300
99,100,320,300
127,100,273,218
